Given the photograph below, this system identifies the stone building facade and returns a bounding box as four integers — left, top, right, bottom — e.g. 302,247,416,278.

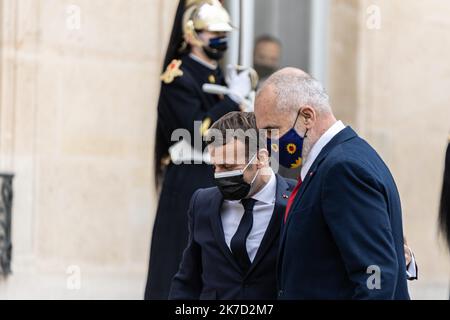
0,0,448,299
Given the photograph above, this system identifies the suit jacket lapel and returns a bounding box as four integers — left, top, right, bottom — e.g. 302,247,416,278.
246,175,290,277
279,127,358,255
208,189,242,273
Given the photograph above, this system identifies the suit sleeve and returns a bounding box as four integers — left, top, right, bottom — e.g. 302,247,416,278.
158,77,240,146
169,189,203,300
321,161,399,299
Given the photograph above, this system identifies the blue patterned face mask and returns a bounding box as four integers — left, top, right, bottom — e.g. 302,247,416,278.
268,111,307,169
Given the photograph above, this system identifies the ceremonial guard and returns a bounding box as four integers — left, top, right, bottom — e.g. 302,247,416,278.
145,0,254,299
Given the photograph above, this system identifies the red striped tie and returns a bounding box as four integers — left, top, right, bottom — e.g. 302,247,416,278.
285,177,302,222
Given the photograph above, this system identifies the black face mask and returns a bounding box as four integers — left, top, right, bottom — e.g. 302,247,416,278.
214,154,259,201
254,63,277,79
203,36,228,61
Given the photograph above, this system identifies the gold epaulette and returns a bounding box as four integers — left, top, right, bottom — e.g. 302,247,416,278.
200,117,212,137
160,59,183,84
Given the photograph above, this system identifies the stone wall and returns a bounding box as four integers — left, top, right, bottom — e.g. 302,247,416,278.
0,0,178,299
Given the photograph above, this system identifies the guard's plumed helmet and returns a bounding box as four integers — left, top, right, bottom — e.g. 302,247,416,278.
183,0,233,46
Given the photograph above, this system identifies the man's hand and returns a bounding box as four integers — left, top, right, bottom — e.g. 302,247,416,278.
404,244,412,266
403,238,418,280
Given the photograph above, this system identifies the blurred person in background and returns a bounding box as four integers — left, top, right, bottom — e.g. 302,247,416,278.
145,0,252,299
253,35,282,86
439,136,450,299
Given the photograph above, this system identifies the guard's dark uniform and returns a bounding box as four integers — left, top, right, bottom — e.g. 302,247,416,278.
145,54,240,299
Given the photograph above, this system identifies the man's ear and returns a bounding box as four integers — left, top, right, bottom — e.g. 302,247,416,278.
300,105,316,128
256,149,270,169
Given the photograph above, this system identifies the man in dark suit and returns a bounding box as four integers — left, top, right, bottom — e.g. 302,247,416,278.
169,112,295,300
147,0,251,300
255,68,410,299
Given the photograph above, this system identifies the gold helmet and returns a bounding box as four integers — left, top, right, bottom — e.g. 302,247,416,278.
183,0,233,46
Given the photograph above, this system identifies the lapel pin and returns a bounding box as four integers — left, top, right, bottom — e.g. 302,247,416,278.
282,194,289,199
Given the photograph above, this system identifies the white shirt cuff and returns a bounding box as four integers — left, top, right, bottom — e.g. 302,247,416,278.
406,252,418,280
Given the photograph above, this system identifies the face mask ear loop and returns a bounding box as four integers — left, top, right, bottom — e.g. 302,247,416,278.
242,152,258,174
292,109,302,128
293,109,309,138
247,154,260,192
250,168,260,186
245,167,260,199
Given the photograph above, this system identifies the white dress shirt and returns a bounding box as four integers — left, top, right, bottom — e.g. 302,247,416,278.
300,120,346,181
299,120,418,279
221,170,276,262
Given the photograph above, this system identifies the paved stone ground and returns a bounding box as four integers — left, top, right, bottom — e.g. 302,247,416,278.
409,281,449,300
1,269,448,299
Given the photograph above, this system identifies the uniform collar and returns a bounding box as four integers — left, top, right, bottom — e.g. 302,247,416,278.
189,53,218,70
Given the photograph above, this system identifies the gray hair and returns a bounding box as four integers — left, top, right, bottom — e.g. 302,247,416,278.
259,71,331,114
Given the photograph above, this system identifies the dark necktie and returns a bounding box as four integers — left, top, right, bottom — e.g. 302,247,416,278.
230,198,256,273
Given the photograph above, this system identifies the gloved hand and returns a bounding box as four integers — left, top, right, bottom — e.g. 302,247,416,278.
226,65,252,104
